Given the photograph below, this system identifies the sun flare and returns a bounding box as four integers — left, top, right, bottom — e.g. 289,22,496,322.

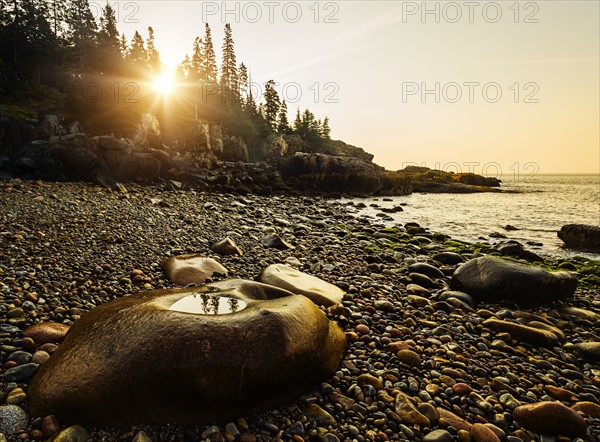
153,72,175,95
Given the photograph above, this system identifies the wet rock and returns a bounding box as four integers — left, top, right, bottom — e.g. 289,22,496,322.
408,263,445,279
483,319,559,347
433,252,464,265
32,350,50,365
470,424,500,442
261,234,294,250
303,404,336,427
558,223,600,252
564,342,600,362
24,323,70,345
417,403,439,424
406,284,431,297
49,425,90,441
132,430,153,442
259,264,344,307
422,429,453,442
29,281,346,426
396,349,421,367
409,272,437,289
513,401,587,437
210,238,243,256
0,405,28,435
373,300,395,313
438,291,474,307
160,255,227,286
561,306,600,324
3,363,38,382
572,401,600,418
544,385,575,401
6,387,26,405
42,415,60,438
395,391,430,427
451,256,576,304
437,408,472,431
527,321,565,341
358,373,383,390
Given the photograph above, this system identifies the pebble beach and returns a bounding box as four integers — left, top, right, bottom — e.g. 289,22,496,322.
1,180,599,442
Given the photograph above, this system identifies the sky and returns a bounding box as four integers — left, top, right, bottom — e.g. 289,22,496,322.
108,1,599,174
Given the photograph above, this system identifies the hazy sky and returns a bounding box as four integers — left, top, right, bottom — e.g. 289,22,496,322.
111,1,599,174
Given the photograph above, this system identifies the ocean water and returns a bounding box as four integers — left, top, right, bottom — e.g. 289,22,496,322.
346,174,600,260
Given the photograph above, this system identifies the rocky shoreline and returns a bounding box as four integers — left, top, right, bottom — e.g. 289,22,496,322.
1,180,599,442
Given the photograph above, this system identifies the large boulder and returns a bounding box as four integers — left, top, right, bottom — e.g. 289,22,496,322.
558,224,600,253
451,256,577,304
28,280,346,426
259,264,345,307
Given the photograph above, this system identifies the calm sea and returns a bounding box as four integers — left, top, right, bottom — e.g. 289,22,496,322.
346,174,600,260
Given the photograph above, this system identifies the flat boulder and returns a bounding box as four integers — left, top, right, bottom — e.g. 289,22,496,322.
28,280,346,426
558,224,600,252
259,264,345,307
161,255,227,286
451,256,576,305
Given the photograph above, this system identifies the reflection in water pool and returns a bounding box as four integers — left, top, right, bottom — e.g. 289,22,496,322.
169,294,247,315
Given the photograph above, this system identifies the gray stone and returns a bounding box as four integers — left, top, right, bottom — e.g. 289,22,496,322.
451,256,577,304
422,429,453,442
3,363,38,382
258,264,344,306
29,280,346,426
0,405,28,435
261,234,294,250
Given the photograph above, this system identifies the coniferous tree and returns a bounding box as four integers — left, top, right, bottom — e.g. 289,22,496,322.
127,31,146,64
238,62,248,100
97,3,121,73
202,22,217,83
293,108,302,132
146,26,161,73
189,36,203,81
321,116,331,139
220,23,238,102
48,0,67,38
245,85,257,114
65,0,97,69
277,100,290,134
263,79,280,131
178,54,191,79
119,32,127,57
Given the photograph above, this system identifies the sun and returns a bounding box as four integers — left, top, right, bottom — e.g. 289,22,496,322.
153,72,175,95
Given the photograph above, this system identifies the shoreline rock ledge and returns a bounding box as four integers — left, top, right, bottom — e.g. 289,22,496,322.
28,280,346,426
558,223,600,253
